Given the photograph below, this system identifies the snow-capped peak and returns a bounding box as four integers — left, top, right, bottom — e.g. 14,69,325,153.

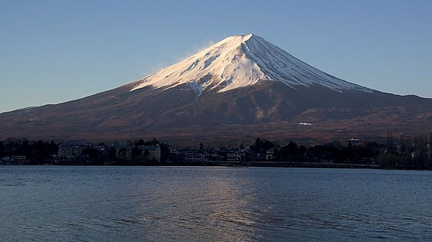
131,34,371,94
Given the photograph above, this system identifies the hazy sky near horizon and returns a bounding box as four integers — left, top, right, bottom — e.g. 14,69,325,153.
1,0,431,113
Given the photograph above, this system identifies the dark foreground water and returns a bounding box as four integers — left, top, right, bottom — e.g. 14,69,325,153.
0,166,431,241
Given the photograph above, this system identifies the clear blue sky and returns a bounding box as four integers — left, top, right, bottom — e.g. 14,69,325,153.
1,0,431,113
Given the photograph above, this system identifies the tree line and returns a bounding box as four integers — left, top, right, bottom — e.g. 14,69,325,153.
1,134,431,169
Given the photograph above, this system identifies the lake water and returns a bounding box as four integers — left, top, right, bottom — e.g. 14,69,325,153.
0,166,431,241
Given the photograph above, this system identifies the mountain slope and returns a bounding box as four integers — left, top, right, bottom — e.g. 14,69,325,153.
0,34,431,144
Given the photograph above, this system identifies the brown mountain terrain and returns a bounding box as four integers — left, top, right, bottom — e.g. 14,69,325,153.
1,80,431,146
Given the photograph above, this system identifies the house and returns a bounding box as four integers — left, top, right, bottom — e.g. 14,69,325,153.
207,153,223,161
227,152,242,162
139,144,161,161
116,145,133,160
266,148,277,161
1,155,27,165
58,142,91,159
115,144,161,161
185,152,206,163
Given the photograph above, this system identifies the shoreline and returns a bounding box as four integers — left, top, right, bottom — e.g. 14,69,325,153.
2,161,432,171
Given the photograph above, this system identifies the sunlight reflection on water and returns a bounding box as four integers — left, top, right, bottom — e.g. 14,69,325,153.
0,166,431,241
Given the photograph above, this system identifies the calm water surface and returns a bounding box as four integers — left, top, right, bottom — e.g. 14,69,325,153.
0,166,431,241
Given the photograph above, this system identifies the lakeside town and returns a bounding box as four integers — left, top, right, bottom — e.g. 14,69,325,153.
1,134,432,169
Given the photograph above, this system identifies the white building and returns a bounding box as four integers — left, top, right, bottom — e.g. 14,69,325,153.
139,144,161,161
58,142,90,159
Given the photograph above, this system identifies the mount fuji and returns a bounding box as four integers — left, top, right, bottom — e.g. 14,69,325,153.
131,34,370,94
1,34,431,144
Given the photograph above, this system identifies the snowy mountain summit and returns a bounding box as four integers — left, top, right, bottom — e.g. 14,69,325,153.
131,34,371,95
